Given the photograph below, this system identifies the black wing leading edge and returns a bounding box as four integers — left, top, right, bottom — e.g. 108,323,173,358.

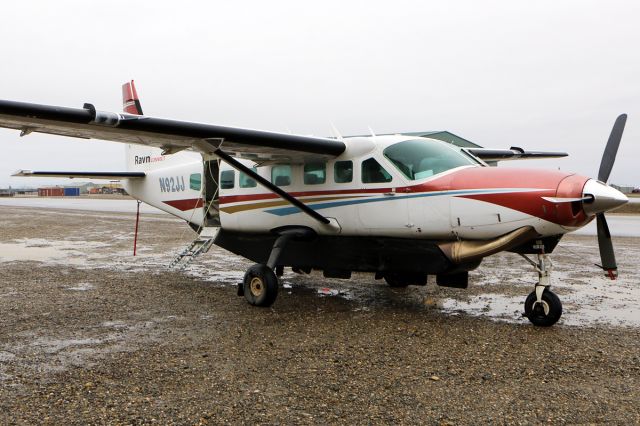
0,100,346,163
467,147,568,162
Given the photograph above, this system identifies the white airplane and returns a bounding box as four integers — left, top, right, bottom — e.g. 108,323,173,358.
0,81,629,326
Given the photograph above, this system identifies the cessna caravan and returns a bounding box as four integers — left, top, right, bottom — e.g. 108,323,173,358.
0,81,628,326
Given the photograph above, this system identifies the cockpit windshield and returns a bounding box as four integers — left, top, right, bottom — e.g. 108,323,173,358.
383,139,476,180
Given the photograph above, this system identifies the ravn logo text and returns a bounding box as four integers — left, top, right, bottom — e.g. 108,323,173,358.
134,155,151,165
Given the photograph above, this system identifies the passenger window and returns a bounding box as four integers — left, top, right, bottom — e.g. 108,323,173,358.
334,161,353,183
220,170,235,189
271,165,292,187
189,173,202,191
361,158,392,183
304,162,326,185
240,167,258,188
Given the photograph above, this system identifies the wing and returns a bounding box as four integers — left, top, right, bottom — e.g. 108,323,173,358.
466,147,568,162
12,170,145,180
0,100,346,163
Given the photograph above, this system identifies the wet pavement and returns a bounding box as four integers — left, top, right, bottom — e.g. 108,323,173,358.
1,203,639,424
0,196,164,214
0,203,638,327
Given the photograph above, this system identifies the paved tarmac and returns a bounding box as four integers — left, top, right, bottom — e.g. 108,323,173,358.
1,205,639,424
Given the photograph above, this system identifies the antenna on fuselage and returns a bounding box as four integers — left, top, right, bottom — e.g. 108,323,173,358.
330,122,343,141
368,126,378,142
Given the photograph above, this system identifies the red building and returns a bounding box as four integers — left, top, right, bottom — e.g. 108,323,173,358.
38,188,64,197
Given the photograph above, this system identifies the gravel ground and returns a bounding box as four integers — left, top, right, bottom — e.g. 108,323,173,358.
1,206,639,425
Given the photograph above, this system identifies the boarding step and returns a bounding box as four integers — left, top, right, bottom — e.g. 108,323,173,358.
168,227,219,270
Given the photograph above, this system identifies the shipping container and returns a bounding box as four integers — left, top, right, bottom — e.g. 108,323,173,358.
63,187,80,196
38,188,64,197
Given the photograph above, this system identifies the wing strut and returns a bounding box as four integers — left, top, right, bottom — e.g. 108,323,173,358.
213,149,331,225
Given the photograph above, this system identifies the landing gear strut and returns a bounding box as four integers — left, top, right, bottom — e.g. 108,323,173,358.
520,253,563,327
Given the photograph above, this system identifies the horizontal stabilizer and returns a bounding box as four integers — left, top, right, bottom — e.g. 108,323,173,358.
467,147,568,162
12,170,145,180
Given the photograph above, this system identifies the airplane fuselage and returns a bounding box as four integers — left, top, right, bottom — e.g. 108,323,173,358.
124,135,597,242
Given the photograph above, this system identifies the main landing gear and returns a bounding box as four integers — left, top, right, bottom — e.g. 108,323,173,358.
237,227,316,307
520,253,563,327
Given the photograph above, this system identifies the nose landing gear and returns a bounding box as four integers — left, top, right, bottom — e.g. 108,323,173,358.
520,253,563,327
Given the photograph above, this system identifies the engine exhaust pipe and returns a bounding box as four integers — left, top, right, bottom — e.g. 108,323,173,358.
439,226,538,265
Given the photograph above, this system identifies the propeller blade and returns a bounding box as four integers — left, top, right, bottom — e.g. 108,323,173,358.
596,213,617,279
598,114,627,183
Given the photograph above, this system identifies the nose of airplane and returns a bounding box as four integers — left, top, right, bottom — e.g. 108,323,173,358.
582,179,628,215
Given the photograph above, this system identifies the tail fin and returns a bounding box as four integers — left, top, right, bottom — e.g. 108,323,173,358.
122,80,144,115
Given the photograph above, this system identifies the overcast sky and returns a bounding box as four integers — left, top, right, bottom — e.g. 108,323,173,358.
1,0,638,188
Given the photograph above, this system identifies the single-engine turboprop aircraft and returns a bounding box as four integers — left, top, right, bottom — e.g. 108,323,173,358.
0,81,629,326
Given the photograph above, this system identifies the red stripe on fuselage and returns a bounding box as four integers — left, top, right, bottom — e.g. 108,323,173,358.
216,167,592,227
448,168,591,227
220,168,577,205
163,198,204,211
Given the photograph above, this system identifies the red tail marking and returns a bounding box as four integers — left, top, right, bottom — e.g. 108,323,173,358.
122,80,143,115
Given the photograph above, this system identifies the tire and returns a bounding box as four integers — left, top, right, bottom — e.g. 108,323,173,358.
384,272,427,288
243,264,278,307
524,288,562,327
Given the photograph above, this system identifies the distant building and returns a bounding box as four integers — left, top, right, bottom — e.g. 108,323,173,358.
63,187,80,197
14,188,38,195
38,187,64,197
611,184,635,194
0,188,14,197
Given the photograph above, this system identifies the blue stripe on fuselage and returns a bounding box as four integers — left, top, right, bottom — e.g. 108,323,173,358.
264,188,546,216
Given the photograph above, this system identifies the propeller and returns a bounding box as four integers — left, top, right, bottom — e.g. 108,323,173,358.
594,114,627,279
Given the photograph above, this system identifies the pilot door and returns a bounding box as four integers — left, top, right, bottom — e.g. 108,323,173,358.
203,159,220,227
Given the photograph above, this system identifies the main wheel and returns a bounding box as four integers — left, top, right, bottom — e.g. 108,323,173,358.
524,288,562,327
384,272,427,288
243,264,278,307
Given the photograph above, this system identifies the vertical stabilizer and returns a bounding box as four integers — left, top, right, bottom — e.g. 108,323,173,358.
122,80,144,115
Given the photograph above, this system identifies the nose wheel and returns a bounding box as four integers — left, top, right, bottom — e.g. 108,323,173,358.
524,288,562,327
520,253,563,327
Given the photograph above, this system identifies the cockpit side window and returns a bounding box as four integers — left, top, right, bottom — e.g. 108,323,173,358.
383,139,475,180
361,158,392,183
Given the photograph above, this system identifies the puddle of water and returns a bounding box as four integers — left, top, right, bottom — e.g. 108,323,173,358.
0,351,16,362
0,239,110,264
439,295,524,322
101,321,128,329
30,337,112,354
0,243,83,264
65,283,94,291
0,198,166,214
572,215,640,237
